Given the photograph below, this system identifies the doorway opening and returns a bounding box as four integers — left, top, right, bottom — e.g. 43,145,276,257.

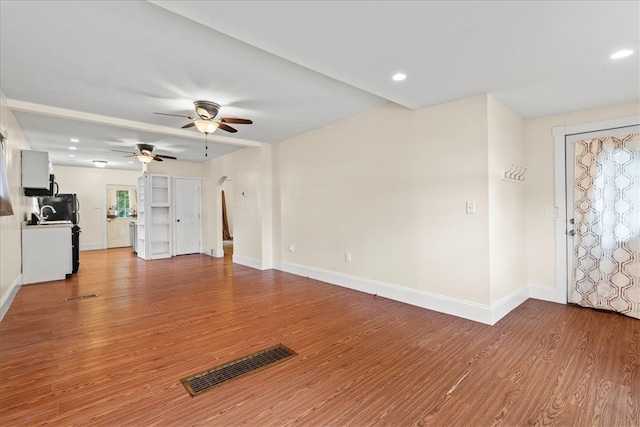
215,176,235,258
106,184,137,249
222,177,234,257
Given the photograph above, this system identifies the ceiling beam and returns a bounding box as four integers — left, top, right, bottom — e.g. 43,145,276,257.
6,99,262,148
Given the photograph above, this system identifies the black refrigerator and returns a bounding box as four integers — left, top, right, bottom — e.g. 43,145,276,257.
38,194,81,274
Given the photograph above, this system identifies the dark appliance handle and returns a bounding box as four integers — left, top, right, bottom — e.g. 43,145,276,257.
54,181,59,196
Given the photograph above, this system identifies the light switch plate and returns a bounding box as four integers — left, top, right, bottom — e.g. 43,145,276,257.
466,201,476,214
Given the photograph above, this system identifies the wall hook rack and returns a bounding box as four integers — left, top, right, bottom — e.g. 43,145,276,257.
501,164,526,183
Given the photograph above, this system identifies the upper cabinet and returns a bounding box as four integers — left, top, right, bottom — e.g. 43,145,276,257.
21,150,50,189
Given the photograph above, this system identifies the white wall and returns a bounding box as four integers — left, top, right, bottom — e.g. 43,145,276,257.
147,159,203,177
202,147,266,266
0,91,34,319
487,96,527,305
54,166,141,250
274,95,492,304
524,102,639,298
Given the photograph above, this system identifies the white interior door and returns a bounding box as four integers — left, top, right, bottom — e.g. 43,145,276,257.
174,177,202,255
107,217,132,248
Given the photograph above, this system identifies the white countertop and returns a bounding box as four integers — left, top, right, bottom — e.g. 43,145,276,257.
22,221,73,229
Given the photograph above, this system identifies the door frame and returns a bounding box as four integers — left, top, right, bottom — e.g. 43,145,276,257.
214,175,229,258
101,180,140,250
552,115,639,304
172,176,202,256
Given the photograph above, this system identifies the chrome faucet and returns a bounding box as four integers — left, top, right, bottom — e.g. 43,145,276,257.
40,205,56,220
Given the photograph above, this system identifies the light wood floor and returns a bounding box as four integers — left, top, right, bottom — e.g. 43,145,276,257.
1,248,638,426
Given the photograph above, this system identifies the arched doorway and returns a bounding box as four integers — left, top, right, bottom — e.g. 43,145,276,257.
215,176,234,258
221,177,234,257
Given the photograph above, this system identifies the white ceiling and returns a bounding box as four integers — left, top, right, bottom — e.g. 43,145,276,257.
1,1,638,171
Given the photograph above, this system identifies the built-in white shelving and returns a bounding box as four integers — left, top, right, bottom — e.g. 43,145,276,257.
137,173,171,260
136,175,146,259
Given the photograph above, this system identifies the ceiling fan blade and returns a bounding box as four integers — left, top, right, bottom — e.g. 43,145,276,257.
217,122,238,133
220,117,253,125
154,112,194,119
152,156,164,162
155,154,177,160
182,122,195,129
111,149,137,154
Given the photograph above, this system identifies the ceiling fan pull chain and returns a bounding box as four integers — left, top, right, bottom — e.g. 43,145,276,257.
205,134,208,157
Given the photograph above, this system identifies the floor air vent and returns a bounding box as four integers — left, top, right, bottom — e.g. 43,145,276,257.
180,344,297,397
65,294,98,301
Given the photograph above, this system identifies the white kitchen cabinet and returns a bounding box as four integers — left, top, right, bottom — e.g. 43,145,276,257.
21,150,50,189
136,173,171,260
22,224,72,284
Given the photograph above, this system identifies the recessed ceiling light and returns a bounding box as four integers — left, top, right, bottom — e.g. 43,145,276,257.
69,154,75,157
69,138,80,143
610,49,633,59
128,161,133,164
69,146,77,150
392,73,407,81
93,160,108,168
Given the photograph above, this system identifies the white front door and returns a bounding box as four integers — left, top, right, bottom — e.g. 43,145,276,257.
174,177,202,255
564,125,639,298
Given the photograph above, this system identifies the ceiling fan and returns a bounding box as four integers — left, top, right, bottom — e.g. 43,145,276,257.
112,143,177,164
154,100,253,134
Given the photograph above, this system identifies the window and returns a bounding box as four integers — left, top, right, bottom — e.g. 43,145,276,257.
107,187,137,218
116,190,130,217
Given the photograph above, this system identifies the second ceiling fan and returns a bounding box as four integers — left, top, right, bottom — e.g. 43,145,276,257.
155,100,253,134
112,143,177,163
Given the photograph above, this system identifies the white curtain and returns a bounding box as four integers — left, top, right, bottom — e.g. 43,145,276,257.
129,189,137,213
570,133,639,319
107,188,117,216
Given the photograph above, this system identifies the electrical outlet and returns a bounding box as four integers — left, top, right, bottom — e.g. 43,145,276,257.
466,201,476,214
545,207,558,218
345,252,352,263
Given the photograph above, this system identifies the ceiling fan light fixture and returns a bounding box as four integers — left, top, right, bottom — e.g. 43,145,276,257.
93,160,108,168
194,119,219,134
136,154,154,164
